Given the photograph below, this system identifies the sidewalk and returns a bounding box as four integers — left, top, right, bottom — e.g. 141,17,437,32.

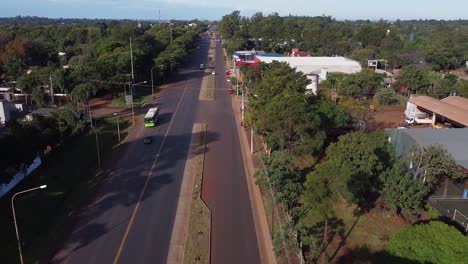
230,95,277,264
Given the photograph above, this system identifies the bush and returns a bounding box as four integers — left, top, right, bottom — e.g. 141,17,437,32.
375,87,399,105
386,221,468,264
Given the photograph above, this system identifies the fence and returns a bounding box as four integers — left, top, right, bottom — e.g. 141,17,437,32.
429,197,468,233
0,156,42,198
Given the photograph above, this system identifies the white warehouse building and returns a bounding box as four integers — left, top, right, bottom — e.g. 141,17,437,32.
254,56,362,94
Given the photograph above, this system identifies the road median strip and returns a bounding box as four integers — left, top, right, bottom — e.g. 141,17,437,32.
183,123,211,264
167,123,211,264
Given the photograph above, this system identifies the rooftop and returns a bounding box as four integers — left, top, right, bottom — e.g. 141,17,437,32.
254,56,362,75
409,95,468,126
386,128,468,168
30,108,61,116
441,96,468,112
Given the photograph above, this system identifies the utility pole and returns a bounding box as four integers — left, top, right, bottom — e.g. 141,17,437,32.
95,128,101,169
170,23,173,43
235,62,239,96
151,66,157,97
250,129,254,154
131,81,147,125
113,113,121,143
49,75,55,105
241,86,244,122
130,37,135,83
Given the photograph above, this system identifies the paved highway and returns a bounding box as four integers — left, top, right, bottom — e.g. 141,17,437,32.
53,35,207,263
52,31,261,264
200,36,261,263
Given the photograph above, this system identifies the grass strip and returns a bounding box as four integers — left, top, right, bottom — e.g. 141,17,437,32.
183,124,211,264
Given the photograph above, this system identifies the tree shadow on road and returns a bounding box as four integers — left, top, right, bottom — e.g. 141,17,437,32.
51,130,219,263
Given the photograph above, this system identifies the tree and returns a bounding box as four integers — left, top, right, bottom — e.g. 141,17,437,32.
455,79,468,98
3,54,25,79
71,83,96,110
406,144,465,192
219,11,242,39
324,131,394,206
17,73,39,105
248,61,311,150
386,221,468,264
394,65,430,94
31,85,46,107
337,69,384,98
300,161,343,263
257,151,303,211
301,162,336,227
380,161,429,215
52,104,84,136
375,87,399,105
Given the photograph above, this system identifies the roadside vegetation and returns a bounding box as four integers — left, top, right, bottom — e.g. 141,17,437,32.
226,29,466,263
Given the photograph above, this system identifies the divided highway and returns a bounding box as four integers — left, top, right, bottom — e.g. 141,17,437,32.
52,32,261,264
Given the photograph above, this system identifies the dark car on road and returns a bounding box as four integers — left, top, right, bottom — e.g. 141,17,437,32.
143,137,152,144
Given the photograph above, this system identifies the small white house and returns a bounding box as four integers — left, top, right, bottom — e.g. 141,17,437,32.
0,100,11,125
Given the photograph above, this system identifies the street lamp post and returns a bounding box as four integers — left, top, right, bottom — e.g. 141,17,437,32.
159,64,166,84
11,185,47,264
113,112,121,143
150,66,158,97
94,127,101,169
131,81,148,125
241,86,245,122
170,56,174,72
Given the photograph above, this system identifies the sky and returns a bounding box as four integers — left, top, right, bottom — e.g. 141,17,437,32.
1,0,468,21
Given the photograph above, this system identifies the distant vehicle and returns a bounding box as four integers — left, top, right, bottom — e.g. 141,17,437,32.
196,46,200,49
216,39,220,42
212,71,216,75
200,64,205,69
227,78,231,82
144,107,159,127
225,70,231,75
143,137,152,144
405,117,432,125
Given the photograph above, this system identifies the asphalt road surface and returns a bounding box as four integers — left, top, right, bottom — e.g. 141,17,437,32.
52,32,261,264
200,36,261,263
53,36,206,263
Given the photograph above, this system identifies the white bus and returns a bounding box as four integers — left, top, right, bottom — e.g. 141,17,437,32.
144,107,159,127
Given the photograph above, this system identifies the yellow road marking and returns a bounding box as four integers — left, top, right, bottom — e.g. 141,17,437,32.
113,79,191,264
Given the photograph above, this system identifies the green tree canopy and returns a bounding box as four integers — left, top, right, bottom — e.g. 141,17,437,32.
395,64,430,94
407,144,465,190
380,161,429,215
257,151,303,211
324,131,394,205
386,221,468,264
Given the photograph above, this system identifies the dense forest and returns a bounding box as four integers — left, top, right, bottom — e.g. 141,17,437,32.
0,18,206,181
219,11,468,71
219,12,468,99
0,19,206,105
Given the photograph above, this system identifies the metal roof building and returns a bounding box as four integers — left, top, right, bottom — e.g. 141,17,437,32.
441,96,468,111
386,128,468,168
408,95,468,127
254,56,362,76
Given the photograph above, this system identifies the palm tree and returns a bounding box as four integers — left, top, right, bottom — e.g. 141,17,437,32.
17,73,37,106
